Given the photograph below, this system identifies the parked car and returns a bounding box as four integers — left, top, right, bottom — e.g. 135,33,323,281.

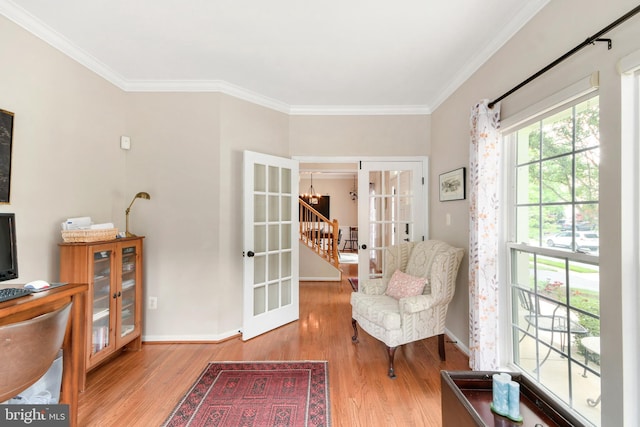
558,220,594,231
546,231,599,252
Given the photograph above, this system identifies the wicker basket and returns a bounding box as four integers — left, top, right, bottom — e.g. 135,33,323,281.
61,228,118,243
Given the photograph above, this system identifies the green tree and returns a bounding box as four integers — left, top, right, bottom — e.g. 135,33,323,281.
520,100,599,232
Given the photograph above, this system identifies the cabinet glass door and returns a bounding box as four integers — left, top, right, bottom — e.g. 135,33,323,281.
119,244,138,339
92,249,114,356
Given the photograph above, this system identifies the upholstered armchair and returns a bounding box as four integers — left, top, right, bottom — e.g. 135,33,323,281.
350,240,464,378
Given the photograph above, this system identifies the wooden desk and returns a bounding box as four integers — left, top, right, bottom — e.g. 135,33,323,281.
0,283,87,427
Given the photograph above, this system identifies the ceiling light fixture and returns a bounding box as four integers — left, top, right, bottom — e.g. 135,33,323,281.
300,174,321,205
301,174,321,197
349,175,358,201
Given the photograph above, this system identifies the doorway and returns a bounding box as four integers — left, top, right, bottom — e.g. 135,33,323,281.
296,156,429,281
299,162,359,258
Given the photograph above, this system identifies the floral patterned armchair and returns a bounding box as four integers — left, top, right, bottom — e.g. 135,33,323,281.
350,240,464,378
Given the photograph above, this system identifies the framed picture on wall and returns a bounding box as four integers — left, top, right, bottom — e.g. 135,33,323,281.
439,167,465,202
0,109,14,204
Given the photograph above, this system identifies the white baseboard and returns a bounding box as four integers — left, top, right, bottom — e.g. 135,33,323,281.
143,328,240,343
445,327,470,357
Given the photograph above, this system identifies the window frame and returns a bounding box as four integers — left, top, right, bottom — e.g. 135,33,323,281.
618,52,640,425
503,93,600,425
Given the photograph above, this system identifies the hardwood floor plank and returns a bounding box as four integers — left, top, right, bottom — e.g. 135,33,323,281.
78,270,469,426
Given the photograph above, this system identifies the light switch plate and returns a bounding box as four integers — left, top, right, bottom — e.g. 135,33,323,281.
120,136,131,150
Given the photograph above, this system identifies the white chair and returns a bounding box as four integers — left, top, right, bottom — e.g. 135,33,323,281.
351,240,463,378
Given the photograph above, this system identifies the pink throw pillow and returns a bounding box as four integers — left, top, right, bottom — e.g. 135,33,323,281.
385,270,428,299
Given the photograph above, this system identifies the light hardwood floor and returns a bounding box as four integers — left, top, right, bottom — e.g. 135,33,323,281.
78,265,469,426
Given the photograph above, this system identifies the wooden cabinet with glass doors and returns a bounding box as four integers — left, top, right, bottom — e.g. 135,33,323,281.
59,236,143,372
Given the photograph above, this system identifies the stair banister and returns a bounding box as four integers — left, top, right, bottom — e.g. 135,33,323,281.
299,198,340,266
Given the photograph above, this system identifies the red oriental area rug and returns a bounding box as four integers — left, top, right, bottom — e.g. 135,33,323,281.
163,361,330,427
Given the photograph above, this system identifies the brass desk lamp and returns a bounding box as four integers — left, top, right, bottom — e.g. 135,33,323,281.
125,192,151,237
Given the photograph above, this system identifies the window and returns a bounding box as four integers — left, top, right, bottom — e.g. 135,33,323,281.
619,53,640,425
506,96,600,425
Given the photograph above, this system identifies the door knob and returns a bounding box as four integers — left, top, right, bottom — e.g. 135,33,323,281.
361,244,367,250
246,251,255,257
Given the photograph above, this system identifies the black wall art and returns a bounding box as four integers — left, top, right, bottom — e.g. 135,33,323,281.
0,109,14,204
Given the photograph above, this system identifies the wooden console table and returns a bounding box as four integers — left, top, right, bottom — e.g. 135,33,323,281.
0,282,87,427
441,370,585,427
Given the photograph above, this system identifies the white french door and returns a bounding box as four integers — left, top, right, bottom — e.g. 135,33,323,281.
242,151,299,340
357,161,426,280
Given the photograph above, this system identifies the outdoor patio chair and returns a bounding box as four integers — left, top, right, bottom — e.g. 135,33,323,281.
517,289,588,367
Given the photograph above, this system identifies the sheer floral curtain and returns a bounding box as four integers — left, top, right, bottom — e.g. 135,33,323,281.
468,100,501,370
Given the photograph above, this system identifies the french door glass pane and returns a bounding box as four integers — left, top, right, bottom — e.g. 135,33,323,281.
254,164,266,192
254,255,266,283
254,286,266,315
268,253,279,281
254,195,266,222
254,225,266,252
268,166,279,192
282,280,291,305
252,163,294,316
268,224,279,251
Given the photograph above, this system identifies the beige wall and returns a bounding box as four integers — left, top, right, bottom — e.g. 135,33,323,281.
299,242,341,281
431,0,640,423
0,11,431,343
290,115,431,156
0,15,127,282
4,1,638,421
126,92,223,339
125,92,291,339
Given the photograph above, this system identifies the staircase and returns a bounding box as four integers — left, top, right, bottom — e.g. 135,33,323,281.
299,198,340,266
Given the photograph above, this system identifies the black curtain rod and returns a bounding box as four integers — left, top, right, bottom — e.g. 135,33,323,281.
488,4,640,109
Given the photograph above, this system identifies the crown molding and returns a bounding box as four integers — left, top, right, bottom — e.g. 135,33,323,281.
0,0,129,89
3,0,466,117
0,0,432,116
121,81,432,115
0,0,549,117
123,79,292,114
429,0,550,111
289,104,431,116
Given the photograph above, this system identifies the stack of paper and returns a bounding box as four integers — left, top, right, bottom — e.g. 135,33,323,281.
61,217,92,230
61,217,115,230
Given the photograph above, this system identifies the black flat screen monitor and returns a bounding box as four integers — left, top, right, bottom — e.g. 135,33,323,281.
0,213,18,282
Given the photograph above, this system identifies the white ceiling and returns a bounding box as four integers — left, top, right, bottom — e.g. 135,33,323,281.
0,0,548,114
